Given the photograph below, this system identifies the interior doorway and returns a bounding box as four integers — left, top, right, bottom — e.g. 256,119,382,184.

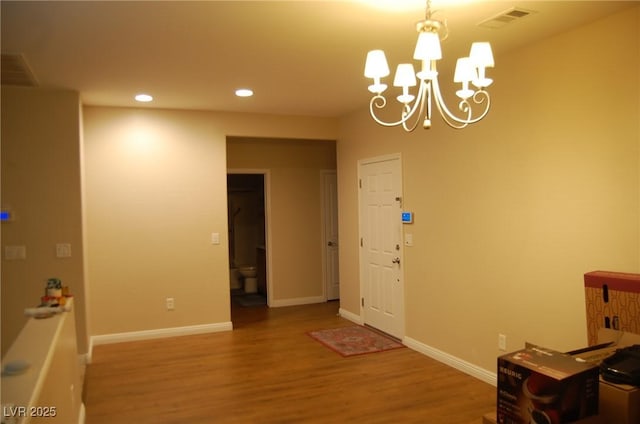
227,172,268,307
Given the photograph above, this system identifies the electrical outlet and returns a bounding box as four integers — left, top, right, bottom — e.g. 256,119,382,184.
498,333,507,351
166,297,175,311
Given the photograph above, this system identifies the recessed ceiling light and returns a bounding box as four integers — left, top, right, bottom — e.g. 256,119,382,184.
235,88,253,97
135,93,153,102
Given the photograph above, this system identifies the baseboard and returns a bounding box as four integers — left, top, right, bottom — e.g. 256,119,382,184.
78,403,86,424
269,295,325,307
403,336,497,387
90,321,233,352
338,308,363,325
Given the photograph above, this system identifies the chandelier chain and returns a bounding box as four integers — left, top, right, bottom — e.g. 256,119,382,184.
424,0,432,20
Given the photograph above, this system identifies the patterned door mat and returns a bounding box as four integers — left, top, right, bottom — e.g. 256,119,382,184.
307,325,404,357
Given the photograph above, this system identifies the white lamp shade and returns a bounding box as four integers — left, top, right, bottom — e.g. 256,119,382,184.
393,64,417,87
365,50,390,78
413,31,442,61
454,57,476,83
469,42,494,68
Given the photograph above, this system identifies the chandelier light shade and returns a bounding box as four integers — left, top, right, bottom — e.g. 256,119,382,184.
364,0,494,131
364,50,391,95
414,31,442,61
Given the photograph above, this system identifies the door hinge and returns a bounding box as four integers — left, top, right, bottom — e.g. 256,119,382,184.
361,297,364,307
360,237,363,247
359,179,362,189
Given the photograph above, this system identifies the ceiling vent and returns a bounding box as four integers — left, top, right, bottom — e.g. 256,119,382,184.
1,54,38,87
478,7,536,30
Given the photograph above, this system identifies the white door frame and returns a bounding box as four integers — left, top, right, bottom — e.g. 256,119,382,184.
358,153,405,338
227,169,272,306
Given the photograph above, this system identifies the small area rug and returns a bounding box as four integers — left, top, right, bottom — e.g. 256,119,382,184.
307,325,404,357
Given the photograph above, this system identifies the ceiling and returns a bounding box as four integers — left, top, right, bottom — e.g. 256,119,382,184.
1,1,635,118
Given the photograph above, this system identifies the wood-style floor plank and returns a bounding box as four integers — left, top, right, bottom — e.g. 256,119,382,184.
84,302,494,423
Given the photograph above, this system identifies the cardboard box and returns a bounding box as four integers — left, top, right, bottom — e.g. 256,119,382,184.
584,271,640,345
570,329,640,424
497,346,599,424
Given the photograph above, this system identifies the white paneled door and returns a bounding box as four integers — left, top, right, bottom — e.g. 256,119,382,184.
359,155,404,339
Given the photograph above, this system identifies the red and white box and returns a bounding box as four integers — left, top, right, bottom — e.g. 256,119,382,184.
584,271,640,346
497,346,599,423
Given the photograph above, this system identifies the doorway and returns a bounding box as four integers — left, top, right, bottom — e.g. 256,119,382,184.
227,172,268,307
358,154,405,339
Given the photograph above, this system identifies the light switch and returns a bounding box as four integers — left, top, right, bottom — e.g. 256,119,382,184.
211,232,220,245
404,233,413,247
5,245,26,260
56,243,72,258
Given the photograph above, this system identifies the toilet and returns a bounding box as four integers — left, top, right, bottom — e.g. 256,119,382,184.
238,266,258,294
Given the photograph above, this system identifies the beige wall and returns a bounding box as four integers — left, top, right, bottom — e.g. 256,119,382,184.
337,6,640,373
1,86,87,355
83,107,337,337
227,137,337,303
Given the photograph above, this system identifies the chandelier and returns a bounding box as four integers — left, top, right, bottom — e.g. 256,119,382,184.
364,0,494,131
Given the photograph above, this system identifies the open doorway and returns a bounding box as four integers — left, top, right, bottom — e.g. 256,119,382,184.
227,173,267,307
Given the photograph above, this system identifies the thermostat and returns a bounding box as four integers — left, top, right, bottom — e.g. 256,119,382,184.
401,211,413,224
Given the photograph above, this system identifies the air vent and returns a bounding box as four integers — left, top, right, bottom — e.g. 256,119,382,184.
1,54,38,87
478,7,536,29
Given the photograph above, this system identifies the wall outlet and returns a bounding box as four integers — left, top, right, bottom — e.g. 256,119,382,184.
166,297,175,311
498,333,507,351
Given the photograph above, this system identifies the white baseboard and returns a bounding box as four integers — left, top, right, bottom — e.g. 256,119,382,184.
81,352,92,365
89,321,233,356
78,403,86,424
338,308,363,325
403,336,497,387
336,311,495,386
269,295,325,307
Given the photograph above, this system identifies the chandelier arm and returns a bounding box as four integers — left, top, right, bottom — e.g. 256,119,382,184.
401,104,421,132
431,76,491,128
368,83,426,130
405,81,435,130
401,82,428,132
471,90,491,122
369,96,413,127
431,76,472,128
432,94,471,129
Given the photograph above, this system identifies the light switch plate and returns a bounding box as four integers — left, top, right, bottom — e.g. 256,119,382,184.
211,232,220,245
56,243,72,258
404,233,413,246
5,245,26,260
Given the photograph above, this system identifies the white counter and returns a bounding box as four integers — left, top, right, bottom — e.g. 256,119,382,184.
1,299,83,424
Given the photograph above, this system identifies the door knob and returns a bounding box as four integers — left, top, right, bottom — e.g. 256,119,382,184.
328,241,335,246
392,257,400,264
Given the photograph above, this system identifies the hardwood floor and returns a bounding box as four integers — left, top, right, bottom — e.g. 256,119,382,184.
84,301,495,423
